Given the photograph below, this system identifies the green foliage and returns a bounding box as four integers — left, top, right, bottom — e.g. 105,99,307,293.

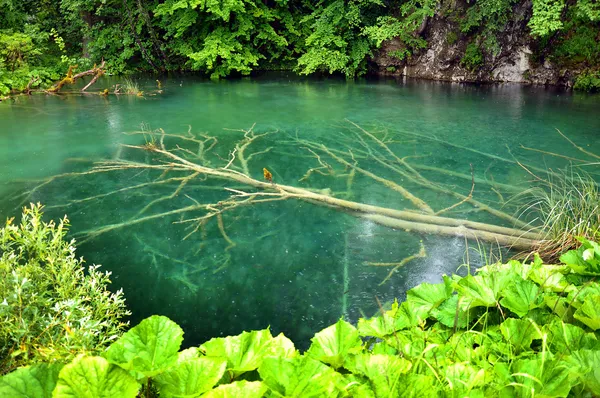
0,204,130,374
460,42,484,71
529,0,566,36
574,70,600,91
3,237,600,397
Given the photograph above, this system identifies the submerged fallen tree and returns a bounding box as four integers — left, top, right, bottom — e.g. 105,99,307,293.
28,123,543,252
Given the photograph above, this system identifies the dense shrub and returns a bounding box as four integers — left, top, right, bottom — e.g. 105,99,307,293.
0,204,130,374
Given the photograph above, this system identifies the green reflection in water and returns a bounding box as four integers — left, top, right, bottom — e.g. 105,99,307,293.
1,74,599,348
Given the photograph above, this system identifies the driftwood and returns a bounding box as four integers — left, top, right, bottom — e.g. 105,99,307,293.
48,61,106,93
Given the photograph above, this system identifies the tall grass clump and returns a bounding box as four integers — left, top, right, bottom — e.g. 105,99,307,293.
518,168,599,260
121,78,142,95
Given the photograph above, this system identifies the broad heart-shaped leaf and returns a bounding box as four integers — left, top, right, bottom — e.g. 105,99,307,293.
104,315,183,378
397,374,439,398
200,381,267,398
153,357,227,398
306,319,362,369
529,264,573,292
0,363,63,398
561,237,600,275
444,362,486,394
566,349,600,393
406,277,453,314
358,300,428,338
344,353,411,397
500,318,542,351
545,317,600,353
200,329,295,378
511,357,572,397
499,277,542,317
258,355,342,398
574,294,600,331
431,295,473,329
455,273,507,308
53,356,140,398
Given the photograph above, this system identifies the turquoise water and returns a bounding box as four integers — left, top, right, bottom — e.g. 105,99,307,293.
1,74,599,347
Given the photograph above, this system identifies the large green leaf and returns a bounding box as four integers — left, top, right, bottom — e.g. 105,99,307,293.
306,319,362,369
153,357,227,398
500,318,542,351
406,277,453,314
444,362,487,395
0,363,63,398
455,273,506,308
104,315,183,378
574,294,600,331
357,300,427,338
560,237,600,275
545,318,599,353
566,349,600,393
345,353,411,397
258,355,342,398
431,295,473,328
529,264,572,292
499,278,542,317
201,329,295,378
511,358,572,397
200,381,267,398
53,356,140,398
396,374,439,398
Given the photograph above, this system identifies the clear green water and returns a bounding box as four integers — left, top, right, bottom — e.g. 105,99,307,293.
1,74,599,348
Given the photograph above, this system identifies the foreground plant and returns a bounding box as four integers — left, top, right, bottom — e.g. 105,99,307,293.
0,204,130,374
2,238,599,397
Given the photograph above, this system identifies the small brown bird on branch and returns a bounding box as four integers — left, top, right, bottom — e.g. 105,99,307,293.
263,168,273,183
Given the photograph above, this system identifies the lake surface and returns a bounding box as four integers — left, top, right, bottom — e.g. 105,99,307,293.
1,74,599,348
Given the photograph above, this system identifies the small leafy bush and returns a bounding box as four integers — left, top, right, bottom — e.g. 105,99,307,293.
574,70,600,91
0,204,130,374
461,42,484,72
2,237,600,397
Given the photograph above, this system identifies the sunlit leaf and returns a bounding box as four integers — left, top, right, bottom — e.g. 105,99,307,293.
201,329,295,378
545,317,599,353
0,363,63,398
153,357,227,398
345,353,411,397
511,358,572,397
574,294,600,331
500,318,542,351
444,362,487,394
104,315,183,378
53,356,140,398
200,381,267,398
306,319,362,369
357,300,426,338
566,349,600,393
258,355,342,397
406,277,453,314
431,295,473,328
455,273,506,308
499,278,542,317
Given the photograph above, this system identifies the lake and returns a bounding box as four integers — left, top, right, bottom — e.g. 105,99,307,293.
1,74,599,348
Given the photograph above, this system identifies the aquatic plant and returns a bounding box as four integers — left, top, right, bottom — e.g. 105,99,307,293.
120,78,141,95
518,168,600,261
0,204,130,374
1,238,599,397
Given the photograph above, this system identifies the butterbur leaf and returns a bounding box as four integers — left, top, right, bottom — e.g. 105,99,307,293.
201,329,295,378
499,278,541,317
431,295,472,328
500,318,542,351
258,355,342,397
397,374,439,398
511,358,572,397
201,381,267,398
574,294,600,331
406,278,453,314
455,273,504,308
529,264,572,292
307,319,362,369
345,353,411,397
566,349,600,392
104,315,183,378
53,356,140,398
545,318,599,353
444,363,486,394
358,301,400,338
0,363,63,398
153,357,227,398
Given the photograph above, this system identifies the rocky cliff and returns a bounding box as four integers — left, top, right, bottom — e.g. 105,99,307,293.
373,1,583,87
